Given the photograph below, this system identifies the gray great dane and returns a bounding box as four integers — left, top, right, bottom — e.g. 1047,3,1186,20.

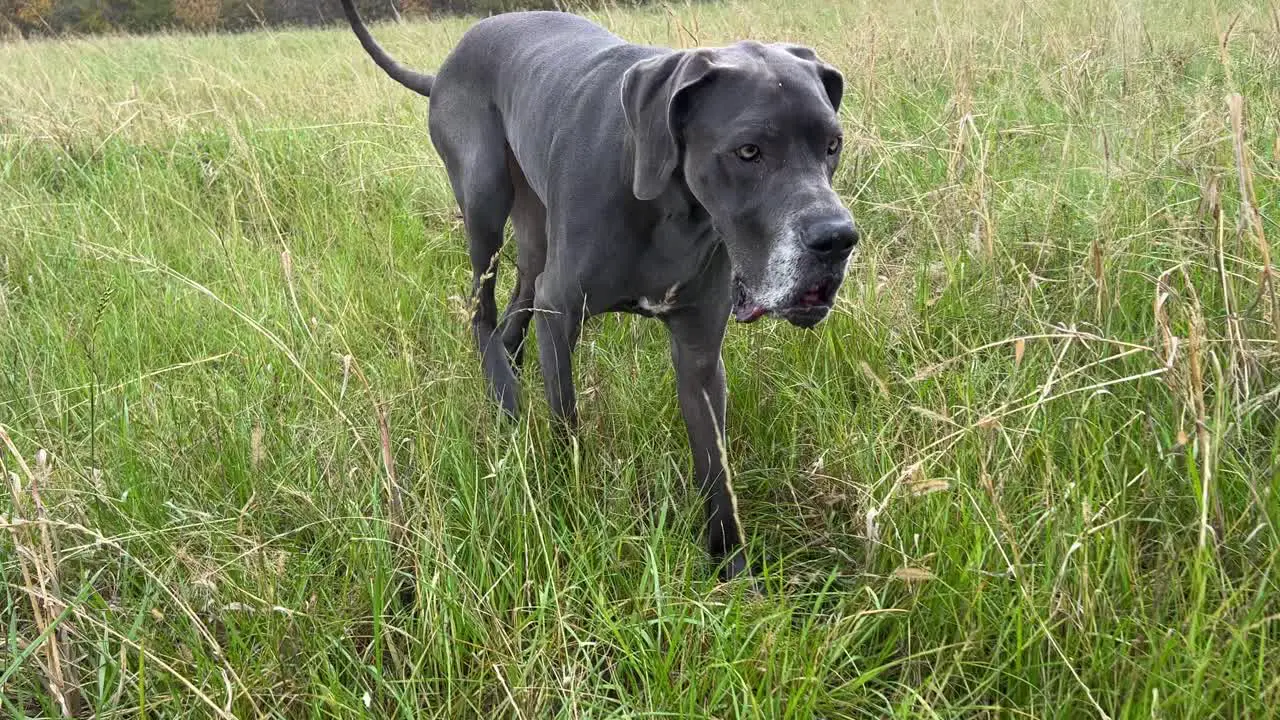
340,2,859,580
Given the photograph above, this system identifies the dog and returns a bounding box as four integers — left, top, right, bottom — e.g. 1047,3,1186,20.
340,1,859,580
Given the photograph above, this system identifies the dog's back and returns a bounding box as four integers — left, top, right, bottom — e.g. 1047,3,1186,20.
430,12,660,202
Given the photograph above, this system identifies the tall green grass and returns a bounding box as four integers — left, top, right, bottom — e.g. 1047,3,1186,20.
2,0,1278,716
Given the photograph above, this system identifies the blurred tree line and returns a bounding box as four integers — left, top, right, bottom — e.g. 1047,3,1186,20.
0,0,648,36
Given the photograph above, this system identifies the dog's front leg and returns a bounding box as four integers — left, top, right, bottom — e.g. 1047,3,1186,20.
533,273,583,427
667,311,748,581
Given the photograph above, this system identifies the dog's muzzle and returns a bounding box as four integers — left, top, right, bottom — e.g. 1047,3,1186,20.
732,217,858,327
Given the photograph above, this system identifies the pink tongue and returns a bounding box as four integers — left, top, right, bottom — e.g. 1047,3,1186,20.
735,304,767,322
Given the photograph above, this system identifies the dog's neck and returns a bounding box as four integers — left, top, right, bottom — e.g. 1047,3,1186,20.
621,136,717,251
635,177,726,289
654,176,718,241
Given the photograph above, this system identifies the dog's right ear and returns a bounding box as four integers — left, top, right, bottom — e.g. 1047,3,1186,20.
620,51,717,201
774,44,844,112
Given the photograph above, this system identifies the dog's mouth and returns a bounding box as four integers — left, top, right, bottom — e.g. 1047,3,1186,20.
732,277,769,323
732,276,840,327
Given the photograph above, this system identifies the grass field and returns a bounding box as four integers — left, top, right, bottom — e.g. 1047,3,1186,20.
2,0,1279,716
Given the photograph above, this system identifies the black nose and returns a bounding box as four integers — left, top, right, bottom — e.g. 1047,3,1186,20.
802,219,859,257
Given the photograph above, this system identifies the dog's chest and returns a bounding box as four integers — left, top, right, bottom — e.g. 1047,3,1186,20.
610,260,705,317
634,283,682,316
624,244,717,316
612,205,721,317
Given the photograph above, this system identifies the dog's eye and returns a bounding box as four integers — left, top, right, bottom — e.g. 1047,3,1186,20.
827,136,843,155
735,144,761,162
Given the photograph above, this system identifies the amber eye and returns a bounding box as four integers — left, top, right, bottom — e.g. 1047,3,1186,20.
735,144,761,162
827,136,843,155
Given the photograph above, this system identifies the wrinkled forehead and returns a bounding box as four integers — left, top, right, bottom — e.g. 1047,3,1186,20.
683,46,837,134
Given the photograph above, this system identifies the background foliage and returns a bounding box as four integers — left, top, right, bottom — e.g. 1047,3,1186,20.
0,0,654,36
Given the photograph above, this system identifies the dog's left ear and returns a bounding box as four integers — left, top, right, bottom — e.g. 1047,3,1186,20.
620,50,718,201
774,44,844,112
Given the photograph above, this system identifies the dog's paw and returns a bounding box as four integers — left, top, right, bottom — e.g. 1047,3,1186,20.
716,551,765,595
718,552,748,580
393,571,417,610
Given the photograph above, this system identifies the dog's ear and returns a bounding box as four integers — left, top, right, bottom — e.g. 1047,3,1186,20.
775,44,844,112
620,51,717,201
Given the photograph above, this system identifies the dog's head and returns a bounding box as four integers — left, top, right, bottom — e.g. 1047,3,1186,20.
622,42,857,328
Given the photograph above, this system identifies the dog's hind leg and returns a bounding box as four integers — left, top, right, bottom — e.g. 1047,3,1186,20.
499,152,546,372
501,272,536,371
435,112,520,418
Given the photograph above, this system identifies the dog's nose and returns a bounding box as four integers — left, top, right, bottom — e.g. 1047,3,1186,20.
802,219,859,258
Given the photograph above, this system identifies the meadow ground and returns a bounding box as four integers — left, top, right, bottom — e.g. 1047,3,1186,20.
2,0,1279,716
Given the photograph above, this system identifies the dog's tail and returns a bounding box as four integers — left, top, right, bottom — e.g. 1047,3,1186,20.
339,0,434,98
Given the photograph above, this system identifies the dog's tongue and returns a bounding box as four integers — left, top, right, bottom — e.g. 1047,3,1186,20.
732,277,767,322
734,303,767,323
